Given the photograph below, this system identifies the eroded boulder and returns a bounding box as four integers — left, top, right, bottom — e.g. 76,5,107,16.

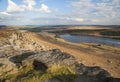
22,49,77,67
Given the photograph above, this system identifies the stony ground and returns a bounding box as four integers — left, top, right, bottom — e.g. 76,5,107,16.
0,29,120,82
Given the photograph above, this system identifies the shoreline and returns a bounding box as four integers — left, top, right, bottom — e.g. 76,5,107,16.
34,32,120,78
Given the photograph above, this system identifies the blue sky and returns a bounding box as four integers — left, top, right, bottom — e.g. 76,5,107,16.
0,0,120,25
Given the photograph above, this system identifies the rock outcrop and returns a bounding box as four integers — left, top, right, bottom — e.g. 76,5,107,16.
8,49,119,82
0,30,120,82
0,30,50,77
22,49,77,67
5,30,47,51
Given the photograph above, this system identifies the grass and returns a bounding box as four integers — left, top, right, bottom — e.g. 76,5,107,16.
100,31,120,36
0,64,76,82
40,64,75,82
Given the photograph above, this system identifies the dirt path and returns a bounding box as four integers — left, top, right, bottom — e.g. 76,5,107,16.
29,32,120,78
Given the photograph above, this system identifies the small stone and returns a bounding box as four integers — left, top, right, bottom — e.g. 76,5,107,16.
107,60,112,64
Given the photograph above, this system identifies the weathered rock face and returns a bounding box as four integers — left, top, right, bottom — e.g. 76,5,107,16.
0,30,50,77
0,58,18,77
9,49,113,82
6,31,47,51
8,49,77,74
0,30,50,59
22,49,77,67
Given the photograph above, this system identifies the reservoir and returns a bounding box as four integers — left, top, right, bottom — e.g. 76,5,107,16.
61,34,120,47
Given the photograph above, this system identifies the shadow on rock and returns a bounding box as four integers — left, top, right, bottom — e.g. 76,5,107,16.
9,52,36,67
33,60,48,71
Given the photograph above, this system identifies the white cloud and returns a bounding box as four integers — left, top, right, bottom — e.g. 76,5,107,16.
6,0,51,13
71,0,93,7
23,0,36,10
38,4,51,13
7,0,24,13
0,0,51,25
1,0,119,25
70,0,120,24
72,18,84,22
65,17,84,22
0,12,11,16
22,0,51,13
113,0,120,4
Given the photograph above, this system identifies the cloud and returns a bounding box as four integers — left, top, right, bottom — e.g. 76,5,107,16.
23,0,36,10
48,0,120,25
0,0,51,25
23,0,51,13
0,12,11,16
31,16,85,25
69,0,120,24
0,0,119,25
71,18,84,22
6,0,51,13
64,17,84,22
114,0,120,4
0,11,11,24
0,12,11,25
37,4,51,13
7,0,24,13
0,15,30,25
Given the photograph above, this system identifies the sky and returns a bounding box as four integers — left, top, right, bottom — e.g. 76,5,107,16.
0,0,120,25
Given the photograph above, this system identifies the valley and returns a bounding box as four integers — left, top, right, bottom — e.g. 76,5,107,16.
0,25,120,82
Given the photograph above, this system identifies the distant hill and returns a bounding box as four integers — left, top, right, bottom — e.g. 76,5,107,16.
0,25,7,29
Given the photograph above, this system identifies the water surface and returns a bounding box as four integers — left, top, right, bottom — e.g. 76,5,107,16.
61,34,120,47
